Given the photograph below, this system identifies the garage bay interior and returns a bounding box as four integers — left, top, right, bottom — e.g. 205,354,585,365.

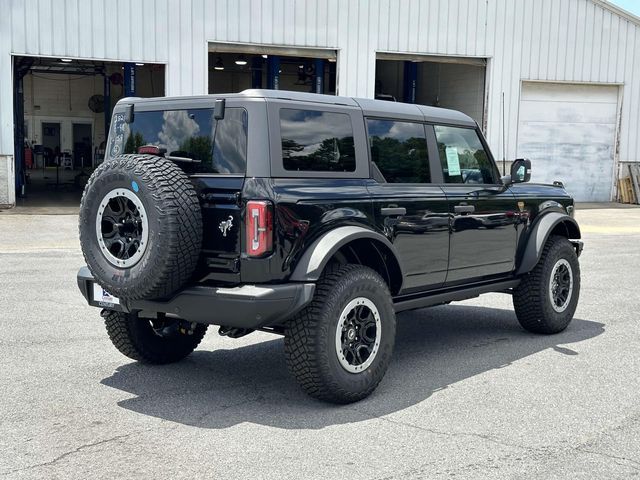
208,46,337,95
13,56,165,209
374,54,487,128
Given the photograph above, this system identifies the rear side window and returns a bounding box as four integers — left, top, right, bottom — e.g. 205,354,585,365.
109,107,247,174
280,109,356,172
434,125,497,184
367,119,430,183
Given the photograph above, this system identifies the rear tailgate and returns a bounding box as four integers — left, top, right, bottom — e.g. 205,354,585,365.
106,100,250,282
191,176,244,280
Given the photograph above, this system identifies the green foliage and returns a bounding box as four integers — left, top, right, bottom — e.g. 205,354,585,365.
371,136,429,183
177,135,213,172
282,138,304,158
124,132,145,154
179,136,212,162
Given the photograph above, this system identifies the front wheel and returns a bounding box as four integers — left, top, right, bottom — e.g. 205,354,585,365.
284,265,396,403
104,311,208,364
513,235,581,334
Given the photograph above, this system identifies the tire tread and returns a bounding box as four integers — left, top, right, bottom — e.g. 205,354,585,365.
104,311,207,364
79,154,202,300
513,235,580,334
284,264,395,403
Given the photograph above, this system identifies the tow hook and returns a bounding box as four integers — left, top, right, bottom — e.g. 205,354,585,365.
160,318,198,336
178,321,198,336
218,326,255,339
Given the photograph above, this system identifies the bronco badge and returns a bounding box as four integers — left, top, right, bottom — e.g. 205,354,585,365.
219,215,234,237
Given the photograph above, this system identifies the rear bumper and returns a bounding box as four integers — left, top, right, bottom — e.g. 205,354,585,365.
77,267,315,329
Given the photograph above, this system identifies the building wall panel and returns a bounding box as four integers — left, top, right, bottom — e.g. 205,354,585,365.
1,0,640,204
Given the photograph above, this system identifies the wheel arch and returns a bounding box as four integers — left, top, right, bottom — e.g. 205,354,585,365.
289,226,404,295
516,212,581,275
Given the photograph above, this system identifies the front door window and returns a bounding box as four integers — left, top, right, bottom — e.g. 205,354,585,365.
434,125,499,184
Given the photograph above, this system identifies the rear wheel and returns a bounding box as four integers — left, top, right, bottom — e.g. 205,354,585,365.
513,235,580,334
284,265,396,403
103,311,208,364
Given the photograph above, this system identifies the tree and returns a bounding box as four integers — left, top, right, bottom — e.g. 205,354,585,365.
124,132,145,154
178,135,213,172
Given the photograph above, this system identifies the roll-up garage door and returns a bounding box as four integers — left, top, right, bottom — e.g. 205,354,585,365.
516,82,619,202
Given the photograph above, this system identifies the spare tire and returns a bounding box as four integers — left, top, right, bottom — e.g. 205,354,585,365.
79,154,202,301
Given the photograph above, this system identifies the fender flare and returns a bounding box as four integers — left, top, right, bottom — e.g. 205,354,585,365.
290,226,404,288
516,212,581,275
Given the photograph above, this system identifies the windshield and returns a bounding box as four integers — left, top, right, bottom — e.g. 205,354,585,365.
107,107,247,174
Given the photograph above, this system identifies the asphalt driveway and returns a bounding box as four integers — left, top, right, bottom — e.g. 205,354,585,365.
0,207,639,479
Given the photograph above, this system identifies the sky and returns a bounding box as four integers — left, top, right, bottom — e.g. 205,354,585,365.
609,0,640,17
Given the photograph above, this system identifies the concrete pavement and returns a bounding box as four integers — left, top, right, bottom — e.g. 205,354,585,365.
0,208,639,479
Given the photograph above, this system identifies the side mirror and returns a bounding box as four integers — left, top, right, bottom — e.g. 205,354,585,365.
510,158,531,183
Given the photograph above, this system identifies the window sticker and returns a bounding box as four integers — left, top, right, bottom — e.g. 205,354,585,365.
445,146,461,176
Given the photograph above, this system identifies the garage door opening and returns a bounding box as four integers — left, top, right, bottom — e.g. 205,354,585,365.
516,82,620,202
375,55,486,127
208,44,337,95
13,56,165,211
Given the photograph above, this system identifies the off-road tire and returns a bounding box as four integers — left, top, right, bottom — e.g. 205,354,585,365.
284,265,396,403
104,311,208,364
513,235,580,334
79,154,202,301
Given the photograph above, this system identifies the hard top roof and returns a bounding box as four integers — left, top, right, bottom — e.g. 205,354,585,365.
118,89,477,126
242,89,476,126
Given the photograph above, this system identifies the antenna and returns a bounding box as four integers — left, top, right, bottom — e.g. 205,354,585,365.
501,91,506,176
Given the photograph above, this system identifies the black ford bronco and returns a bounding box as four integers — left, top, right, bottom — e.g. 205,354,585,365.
78,89,582,403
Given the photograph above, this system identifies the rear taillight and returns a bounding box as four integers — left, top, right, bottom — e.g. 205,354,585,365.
246,200,273,257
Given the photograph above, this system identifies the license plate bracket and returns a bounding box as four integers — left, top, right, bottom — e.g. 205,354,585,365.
90,283,123,310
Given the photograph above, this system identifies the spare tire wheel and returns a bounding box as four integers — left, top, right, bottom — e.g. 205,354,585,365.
79,154,202,301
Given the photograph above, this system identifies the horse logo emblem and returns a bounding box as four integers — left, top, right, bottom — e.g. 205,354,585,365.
219,215,234,237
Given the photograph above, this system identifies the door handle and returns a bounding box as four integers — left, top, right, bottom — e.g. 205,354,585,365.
454,204,475,214
381,207,406,216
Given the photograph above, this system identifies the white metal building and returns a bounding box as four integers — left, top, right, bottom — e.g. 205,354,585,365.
1,0,639,206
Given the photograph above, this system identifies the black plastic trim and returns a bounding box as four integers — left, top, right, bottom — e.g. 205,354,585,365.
516,212,581,275
289,225,404,287
393,279,520,313
571,240,584,257
77,266,124,312
77,267,315,329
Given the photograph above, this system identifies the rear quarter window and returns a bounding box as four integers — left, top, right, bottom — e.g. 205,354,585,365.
279,108,356,172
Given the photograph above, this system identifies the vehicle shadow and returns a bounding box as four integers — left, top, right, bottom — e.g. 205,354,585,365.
101,305,604,429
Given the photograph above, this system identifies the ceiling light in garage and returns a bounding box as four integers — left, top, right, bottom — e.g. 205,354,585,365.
135,63,145,66
262,54,268,59
328,58,336,62
214,57,225,70
60,58,72,62
235,55,248,66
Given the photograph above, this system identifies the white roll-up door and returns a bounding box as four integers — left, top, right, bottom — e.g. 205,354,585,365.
516,82,619,202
